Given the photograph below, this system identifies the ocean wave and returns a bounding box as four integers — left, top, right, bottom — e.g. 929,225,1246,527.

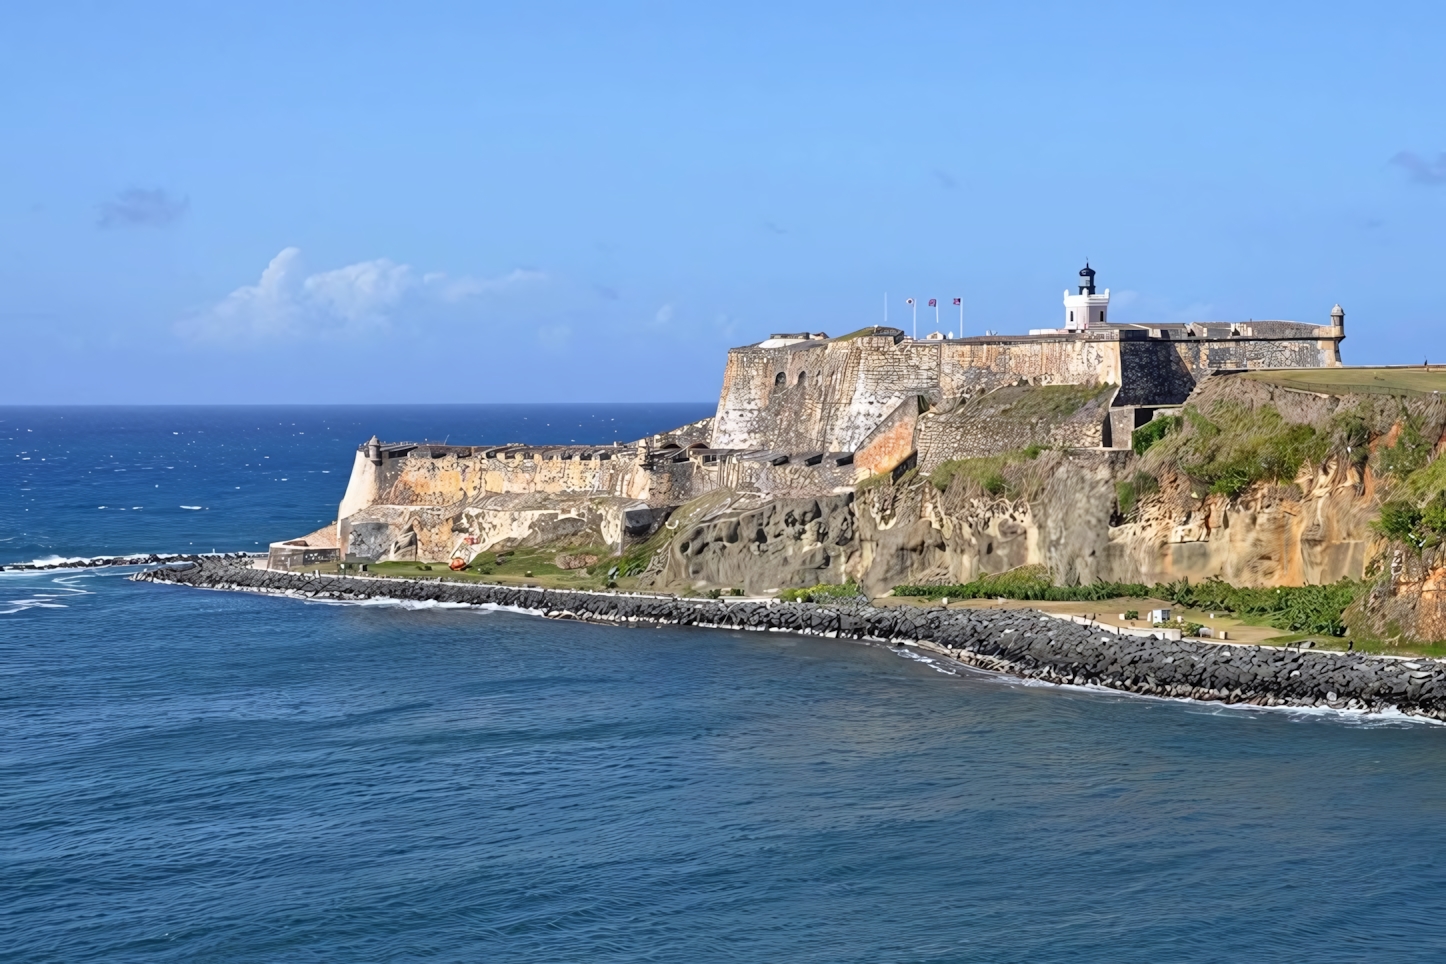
907,645,1445,728
0,576,95,616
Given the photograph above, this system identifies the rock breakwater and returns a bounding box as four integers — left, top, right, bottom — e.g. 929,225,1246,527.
136,560,1446,721
1,552,260,573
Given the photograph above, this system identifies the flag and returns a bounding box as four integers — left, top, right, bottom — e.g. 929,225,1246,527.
928,298,937,307
953,298,961,306
905,297,915,305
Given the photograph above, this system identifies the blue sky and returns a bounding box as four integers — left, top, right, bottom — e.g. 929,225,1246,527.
2,1,1443,403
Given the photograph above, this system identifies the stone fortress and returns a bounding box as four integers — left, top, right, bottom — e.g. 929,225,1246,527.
274,264,1352,598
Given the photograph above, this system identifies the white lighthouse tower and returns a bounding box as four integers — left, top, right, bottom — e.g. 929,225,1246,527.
1063,262,1110,331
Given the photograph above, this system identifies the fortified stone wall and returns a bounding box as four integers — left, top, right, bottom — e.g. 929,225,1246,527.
1115,326,1339,406
712,321,1342,453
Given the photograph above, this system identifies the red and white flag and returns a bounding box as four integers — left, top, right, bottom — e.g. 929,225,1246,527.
928,298,937,307
953,297,962,306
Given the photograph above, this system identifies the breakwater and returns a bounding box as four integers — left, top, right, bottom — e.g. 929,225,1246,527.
136,561,1446,720
1,552,260,573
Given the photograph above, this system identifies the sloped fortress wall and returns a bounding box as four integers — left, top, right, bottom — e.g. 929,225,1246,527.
711,320,1343,452
710,329,1125,453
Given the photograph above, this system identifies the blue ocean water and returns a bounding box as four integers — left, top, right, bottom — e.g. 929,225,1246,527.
6,407,1446,961
0,404,712,563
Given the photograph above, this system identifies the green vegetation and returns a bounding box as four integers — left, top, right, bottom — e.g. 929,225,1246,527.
778,582,864,603
369,544,615,590
1131,415,1180,455
1244,367,1446,397
1123,609,1139,620
894,567,1364,636
929,444,1047,494
1142,401,1327,498
1377,418,1433,478
1372,492,1446,549
999,383,1113,422
1115,470,1158,518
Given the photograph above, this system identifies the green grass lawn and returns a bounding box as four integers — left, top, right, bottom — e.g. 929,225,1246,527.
1244,367,1446,396
359,545,622,591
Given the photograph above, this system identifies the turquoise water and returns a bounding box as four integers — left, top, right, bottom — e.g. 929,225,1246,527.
5,407,1446,961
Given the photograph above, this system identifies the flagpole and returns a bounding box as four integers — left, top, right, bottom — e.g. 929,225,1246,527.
934,301,939,332
884,292,888,325
912,301,917,340
958,298,963,333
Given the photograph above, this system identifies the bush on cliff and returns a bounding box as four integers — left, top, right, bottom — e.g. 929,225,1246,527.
779,583,865,604
1115,471,1159,519
929,445,1047,496
1131,416,1179,455
894,571,1364,636
1142,401,1328,498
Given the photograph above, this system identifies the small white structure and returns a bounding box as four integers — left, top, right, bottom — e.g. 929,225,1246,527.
1148,608,1171,625
1063,262,1110,331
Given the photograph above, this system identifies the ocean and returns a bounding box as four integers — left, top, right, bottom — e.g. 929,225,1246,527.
5,406,1446,962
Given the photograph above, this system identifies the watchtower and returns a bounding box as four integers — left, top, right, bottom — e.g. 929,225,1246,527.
1063,262,1111,331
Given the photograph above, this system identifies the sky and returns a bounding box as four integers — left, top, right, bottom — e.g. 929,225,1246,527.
2,1,1444,404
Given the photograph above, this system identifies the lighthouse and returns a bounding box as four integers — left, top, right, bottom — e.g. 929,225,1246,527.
1063,262,1110,331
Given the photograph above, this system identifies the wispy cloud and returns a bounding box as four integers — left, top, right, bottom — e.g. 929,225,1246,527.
424,267,545,303
1391,151,1446,185
654,303,675,325
98,188,189,228
931,169,958,190
182,248,544,340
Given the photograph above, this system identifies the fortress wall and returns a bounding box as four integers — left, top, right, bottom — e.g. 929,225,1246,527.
368,451,638,510
936,336,1120,399
1115,334,1337,406
710,333,1121,453
711,334,941,452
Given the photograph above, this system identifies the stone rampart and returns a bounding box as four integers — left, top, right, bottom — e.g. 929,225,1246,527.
137,560,1446,721
711,322,1341,452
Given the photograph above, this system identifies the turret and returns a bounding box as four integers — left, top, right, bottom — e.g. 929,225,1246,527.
1063,262,1110,331
365,435,382,465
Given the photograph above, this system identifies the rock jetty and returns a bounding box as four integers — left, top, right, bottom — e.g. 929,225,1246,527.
0,552,259,573
136,560,1446,721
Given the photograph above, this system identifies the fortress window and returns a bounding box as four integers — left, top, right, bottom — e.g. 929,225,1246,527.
775,371,786,386
1069,310,1074,323
797,371,807,385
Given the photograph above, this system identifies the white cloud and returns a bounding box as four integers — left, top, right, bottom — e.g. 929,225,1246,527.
182,249,546,340
425,267,546,303
654,303,675,325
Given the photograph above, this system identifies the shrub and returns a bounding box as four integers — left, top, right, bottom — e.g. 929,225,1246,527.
1374,499,1425,546
1378,419,1432,478
1123,609,1140,620
779,583,864,603
1132,416,1179,455
1152,403,1326,498
894,573,1364,636
1116,471,1159,518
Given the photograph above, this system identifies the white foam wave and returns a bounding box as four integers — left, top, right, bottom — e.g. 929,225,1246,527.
0,577,95,616
902,645,1445,728
180,506,204,510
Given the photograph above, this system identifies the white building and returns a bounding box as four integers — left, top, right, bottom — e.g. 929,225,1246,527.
1063,262,1109,331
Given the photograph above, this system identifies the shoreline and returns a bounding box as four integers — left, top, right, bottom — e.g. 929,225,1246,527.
135,560,1446,722
0,552,261,573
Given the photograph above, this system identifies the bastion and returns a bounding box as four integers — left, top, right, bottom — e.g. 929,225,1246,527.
274,265,1349,593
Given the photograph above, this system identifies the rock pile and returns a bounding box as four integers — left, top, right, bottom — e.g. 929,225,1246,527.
135,560,1446,720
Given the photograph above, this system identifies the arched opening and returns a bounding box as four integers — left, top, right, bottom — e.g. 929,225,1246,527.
797,371,807,386
774,371,786,386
